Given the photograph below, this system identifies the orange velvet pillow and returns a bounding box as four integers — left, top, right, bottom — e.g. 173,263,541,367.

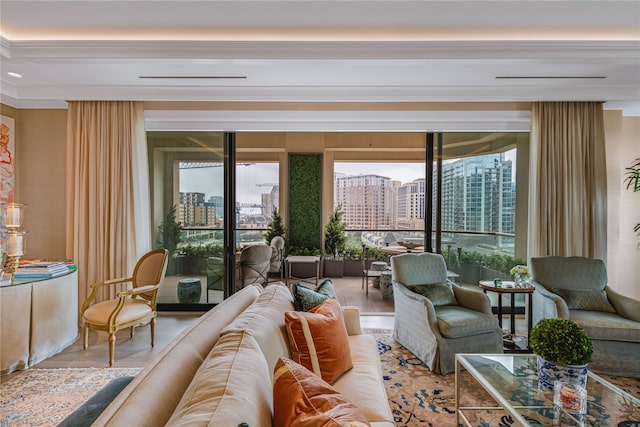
285,298,353,384
273,358,370,427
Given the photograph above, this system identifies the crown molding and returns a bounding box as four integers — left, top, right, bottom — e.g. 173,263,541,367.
4,40,640,60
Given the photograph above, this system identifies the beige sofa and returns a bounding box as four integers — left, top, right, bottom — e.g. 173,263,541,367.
93,282,395,427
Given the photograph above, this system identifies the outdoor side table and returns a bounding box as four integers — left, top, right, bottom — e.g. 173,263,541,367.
285,255,321,288
379,270,393,299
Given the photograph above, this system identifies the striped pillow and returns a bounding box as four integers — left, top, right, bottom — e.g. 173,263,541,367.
284,298,353,384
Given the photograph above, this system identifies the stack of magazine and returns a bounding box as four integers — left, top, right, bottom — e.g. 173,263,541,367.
14,261,71,279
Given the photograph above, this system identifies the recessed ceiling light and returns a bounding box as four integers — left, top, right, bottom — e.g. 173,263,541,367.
7,72,22,78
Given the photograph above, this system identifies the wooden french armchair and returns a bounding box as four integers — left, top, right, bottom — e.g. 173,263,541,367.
81,249,169,366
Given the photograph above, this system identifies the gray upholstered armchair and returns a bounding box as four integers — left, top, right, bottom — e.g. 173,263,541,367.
391,252,502,374
531,256,640,378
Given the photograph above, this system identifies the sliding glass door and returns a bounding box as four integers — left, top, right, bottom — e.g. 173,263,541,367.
147,131,232,310
432,132,529,315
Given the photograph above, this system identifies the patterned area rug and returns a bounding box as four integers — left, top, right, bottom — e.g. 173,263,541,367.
371,330,640,427
1,367,141,427
1,339,638,427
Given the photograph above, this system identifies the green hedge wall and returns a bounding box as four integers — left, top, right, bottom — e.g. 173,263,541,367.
288,154,322,253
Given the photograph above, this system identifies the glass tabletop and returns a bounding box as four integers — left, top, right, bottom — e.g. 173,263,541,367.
456,354,640,427
0,269,75,287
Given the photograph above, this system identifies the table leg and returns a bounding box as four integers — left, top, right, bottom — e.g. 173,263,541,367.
455,358,460,426
527,293,533,340
365,272,368,296
497,293,503,329
510,293,516,335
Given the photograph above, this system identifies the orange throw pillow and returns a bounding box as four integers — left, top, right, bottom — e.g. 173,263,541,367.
273,358,370,427
285,298,353,384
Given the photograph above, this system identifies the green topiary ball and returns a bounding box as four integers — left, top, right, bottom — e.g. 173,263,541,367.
529,318,593,366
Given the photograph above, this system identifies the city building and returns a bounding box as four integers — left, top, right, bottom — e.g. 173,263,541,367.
335,173,393,229
178,192,205,226
396,178,426,230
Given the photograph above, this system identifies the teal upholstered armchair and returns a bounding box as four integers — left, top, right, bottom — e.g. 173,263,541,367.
391,252,502,374
531,256,640,378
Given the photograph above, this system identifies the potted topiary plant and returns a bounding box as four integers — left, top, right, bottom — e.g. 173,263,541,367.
264,207,286,246
323,206,346,277
529,318,593,391
157,204,183,275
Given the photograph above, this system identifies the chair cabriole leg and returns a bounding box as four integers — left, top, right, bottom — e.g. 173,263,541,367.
108,333,116,366
83,325,89,350
151,317,156,347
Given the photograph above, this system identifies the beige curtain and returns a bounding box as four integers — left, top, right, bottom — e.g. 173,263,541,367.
66,101,151,310
528,102,607,260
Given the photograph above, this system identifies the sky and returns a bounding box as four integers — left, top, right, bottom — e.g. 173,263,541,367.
181,162,424,204
180,149,516,204
180,162,278,204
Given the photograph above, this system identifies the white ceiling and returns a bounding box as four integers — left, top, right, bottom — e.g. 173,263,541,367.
1,1,639,130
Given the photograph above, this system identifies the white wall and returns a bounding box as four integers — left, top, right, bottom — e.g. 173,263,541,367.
605,111,640,300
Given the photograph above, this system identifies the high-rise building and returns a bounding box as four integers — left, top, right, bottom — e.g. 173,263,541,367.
194,204,217,227
396,178,425,230
440,154,514,234
333,156,514,236
208,196,224,221
334,173,393,229
179,192,205,226
260,185,279,218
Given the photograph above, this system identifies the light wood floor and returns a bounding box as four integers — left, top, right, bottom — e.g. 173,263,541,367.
1,276,394,381
3,276,525,381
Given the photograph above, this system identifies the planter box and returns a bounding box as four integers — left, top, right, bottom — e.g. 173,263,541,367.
178,256,208,275
323,258,344,278
457,264,510,286
290,262,320,281
343,259,363,277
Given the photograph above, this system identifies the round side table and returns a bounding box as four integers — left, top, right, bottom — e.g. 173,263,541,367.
479,280,535,352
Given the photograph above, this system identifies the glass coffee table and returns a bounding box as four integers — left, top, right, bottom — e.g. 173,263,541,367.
455,354,640,426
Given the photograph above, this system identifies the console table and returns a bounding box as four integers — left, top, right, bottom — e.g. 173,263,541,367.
0,270,78,374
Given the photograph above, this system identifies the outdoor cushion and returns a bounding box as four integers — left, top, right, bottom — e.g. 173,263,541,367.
551,288,615,313
569,310,640,343
408,282,458,306
435,306,499,339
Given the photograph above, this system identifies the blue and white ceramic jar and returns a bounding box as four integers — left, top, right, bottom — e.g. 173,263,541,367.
536,355,588,391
